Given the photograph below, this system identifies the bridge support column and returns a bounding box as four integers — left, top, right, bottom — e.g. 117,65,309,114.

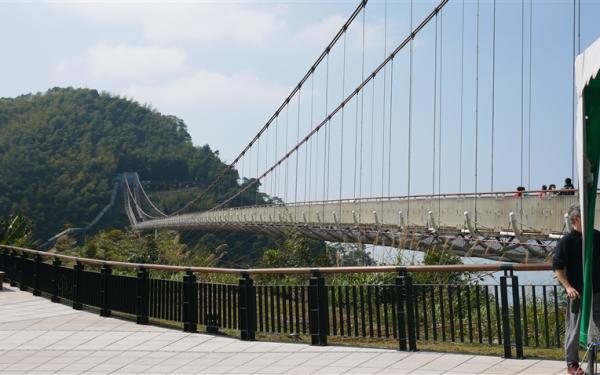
51,257,61,303
238,273,256,341
72,261,83,310
309,270,328,346
182,270,198,333
32,254,42,296
100,264,112,317
136,267,149,324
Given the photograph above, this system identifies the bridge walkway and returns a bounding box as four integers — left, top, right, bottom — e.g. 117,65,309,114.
0,285,567,375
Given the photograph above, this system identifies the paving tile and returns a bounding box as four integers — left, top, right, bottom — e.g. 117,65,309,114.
345,367,382,374
0,287,571,375
255,365,298,374
313,366,354,374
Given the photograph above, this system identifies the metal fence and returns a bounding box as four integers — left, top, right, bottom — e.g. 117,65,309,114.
0,245,561,359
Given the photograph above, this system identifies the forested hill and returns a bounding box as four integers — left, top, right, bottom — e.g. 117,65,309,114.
0,87,255,243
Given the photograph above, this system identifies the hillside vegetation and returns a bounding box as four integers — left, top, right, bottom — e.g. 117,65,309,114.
0,87,274,265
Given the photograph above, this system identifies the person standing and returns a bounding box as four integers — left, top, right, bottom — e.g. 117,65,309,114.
562,178,576,195
553,204,600,374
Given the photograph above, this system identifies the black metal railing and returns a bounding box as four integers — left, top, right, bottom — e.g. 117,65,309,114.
0,245,562,358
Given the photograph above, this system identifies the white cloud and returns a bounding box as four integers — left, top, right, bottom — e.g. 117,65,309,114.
56,3,284,46
292,15,346,47
123,69,289,156
87,43,186,79
126,70,286,109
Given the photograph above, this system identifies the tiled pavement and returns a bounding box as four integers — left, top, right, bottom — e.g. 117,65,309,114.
0,285,568,374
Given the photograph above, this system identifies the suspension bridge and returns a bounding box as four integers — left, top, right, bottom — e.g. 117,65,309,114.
53,0,600,264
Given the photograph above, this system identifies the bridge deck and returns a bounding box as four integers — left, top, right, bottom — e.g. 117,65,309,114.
135,194,600,262
0,285,567,374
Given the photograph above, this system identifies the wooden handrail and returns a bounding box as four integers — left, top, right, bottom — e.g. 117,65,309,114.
0,244,552,275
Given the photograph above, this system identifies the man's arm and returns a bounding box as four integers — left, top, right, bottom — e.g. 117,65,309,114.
555,268,580,299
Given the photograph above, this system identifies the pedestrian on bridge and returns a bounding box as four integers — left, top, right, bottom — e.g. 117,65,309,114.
561,178,576,195
553,204,600,375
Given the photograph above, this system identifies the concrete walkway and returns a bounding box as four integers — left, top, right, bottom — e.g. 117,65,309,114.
0,285,567,375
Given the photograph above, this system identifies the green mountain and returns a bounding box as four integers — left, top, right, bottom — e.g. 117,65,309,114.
0,87,272,264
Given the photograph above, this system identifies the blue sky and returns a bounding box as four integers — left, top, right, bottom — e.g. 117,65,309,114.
1,0,600,202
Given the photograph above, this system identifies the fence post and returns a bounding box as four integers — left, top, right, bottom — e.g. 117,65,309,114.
136,267,149,324
19,252,28,291
404,271,418,351
51,257,61,303
396,268,408,351
72,261,83,310
589,343,598,375
239,273,256,341
0,248,6,274
100,264,112,317
510,270,524,359
32,254,42,296
182,269,198,333
309,270,328,346
10,250,18,287
500,268,511,358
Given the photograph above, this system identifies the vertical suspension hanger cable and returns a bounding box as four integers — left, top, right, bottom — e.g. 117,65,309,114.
295,89,301,206
284,105,289,203
240,146,245,207
323,53,330,205
438,9,444,220
432,14,439,196
354,65,360,199
274,115,278,200
381,0,388,205
359,5,366,222
475,0,479,222
407,0,414,223
339,30,348,252
572,0,581,182
266,123,270,200
370,75,376,197
520,0,524,188
527,0,532,190
491,0,496,191
308,74,314,204
256,136,260,205
459,0,465,193
387,60,394,198
571,0,576,182
339,31,347,207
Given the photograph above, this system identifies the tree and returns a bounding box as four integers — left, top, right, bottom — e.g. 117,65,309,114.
0,87,281,264
259,230,332,269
